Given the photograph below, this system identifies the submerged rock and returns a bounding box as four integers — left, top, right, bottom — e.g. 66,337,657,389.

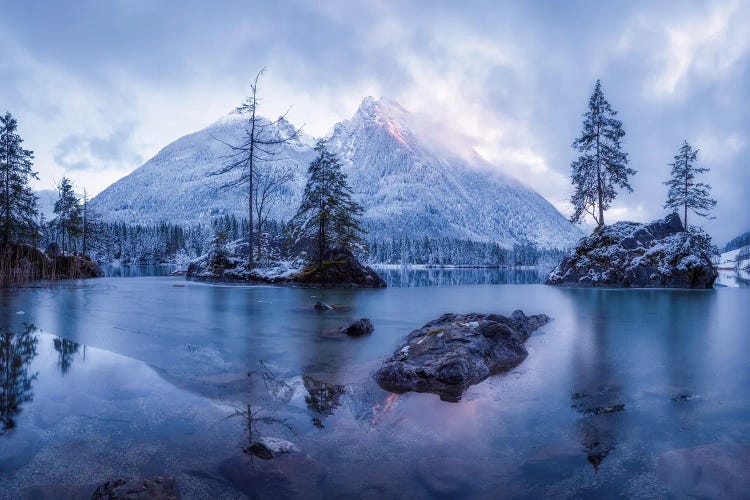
546,213,718,288
313,301,334,311
340,318,374,336
290,248,386,288
91,476,179,499
244,437,300,460
373,310,549,401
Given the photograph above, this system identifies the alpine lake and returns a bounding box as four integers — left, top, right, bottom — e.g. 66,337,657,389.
0,266,748,498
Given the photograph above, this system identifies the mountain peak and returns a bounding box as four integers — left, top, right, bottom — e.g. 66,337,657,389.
350,96,411,147
93,95,583,250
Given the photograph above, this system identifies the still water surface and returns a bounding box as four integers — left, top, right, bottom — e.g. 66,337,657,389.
0,273,749,498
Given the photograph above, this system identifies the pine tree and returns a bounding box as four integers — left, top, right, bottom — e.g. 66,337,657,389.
664,140,716,231
570,80,635,227
0,112,38,247
53,177,82,254
291,140,365,264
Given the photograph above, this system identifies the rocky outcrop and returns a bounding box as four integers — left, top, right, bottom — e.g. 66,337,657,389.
187,244,386,288
546,213,718,288
340,318,374,336
289,248,386,288
373,311,549,401
185,240,303,284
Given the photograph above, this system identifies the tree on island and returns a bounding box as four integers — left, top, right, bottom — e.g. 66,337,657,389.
664,141,716,231
570,80,635,228
210,68,302,267
0,112,38,247
291,140,365,264
253,162,294,261
53,177,82,254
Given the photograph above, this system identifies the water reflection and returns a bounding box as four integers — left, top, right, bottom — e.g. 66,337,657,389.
102,264,177,277
716,269,750,288
302,376,344,429
0,325,39,433
570,292,625,471
0,277,747,497
375,267,547,287
52,338,81,375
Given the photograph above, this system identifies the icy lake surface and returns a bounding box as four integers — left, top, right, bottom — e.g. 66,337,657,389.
1,275,749,498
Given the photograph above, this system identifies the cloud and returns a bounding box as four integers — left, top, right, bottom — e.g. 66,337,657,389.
618,1,750,98
0,0,748,242
54,122,142,172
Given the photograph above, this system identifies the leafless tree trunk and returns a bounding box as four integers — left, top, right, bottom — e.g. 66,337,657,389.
253,163,294,261
210,68,302,268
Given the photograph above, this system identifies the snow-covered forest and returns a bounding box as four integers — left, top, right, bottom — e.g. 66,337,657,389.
48,214,558,268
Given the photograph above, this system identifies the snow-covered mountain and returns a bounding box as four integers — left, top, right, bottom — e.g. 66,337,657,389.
35,189,58,221
90,112,314,226
92,97,582,248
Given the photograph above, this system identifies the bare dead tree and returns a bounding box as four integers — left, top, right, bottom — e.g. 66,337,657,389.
209,68,302,267
253,162,294,261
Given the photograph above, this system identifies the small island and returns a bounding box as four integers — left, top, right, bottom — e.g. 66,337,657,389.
546,213,718,288
186,245,385,288
186,139,386,288
553,83,719,288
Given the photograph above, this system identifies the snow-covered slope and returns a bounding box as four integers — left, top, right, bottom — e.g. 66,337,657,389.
92,97,582,248
90,112,314,225
329,97,582,247
718,245,750,269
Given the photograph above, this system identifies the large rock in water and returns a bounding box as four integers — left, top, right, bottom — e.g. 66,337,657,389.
290,248,386,288
546,213,718,288
373,311,549,401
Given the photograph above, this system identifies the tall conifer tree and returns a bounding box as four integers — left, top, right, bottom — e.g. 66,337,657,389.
53,177,82,253
0,112,38,246
570,80,634,227
664,141,716,231
291,140,364,264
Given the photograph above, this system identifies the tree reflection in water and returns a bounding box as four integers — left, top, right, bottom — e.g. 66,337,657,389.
53,337,81,375
302,376,344,429
570,293,625,471
0,324,39,433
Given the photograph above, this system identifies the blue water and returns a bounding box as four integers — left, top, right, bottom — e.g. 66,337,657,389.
0,275,748,498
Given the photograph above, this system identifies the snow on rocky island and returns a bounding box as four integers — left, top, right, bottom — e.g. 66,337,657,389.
546,213,718,288
186,243,385,288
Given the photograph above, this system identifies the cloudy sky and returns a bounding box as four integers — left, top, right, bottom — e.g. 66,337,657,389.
1,0,748,242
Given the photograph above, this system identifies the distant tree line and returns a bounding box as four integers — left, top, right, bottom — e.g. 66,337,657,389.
366,237,562,267
724,231,750,253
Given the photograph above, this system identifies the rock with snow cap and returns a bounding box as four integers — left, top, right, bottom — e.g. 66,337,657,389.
546,213,718,288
